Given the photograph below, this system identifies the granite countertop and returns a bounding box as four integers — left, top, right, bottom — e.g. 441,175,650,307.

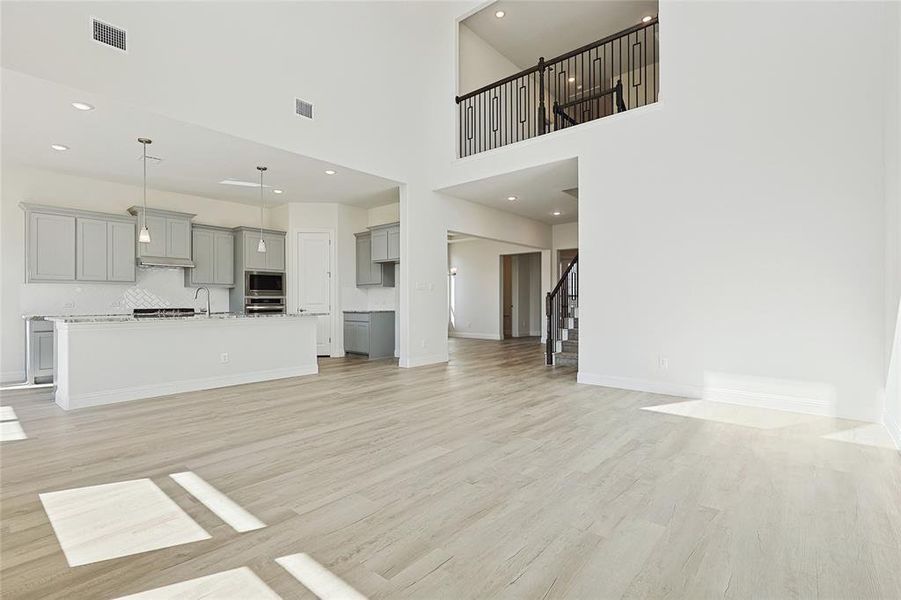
42,313,314,324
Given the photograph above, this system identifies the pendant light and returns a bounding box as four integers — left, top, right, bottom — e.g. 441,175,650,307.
256,166,267,253
138,138,152,244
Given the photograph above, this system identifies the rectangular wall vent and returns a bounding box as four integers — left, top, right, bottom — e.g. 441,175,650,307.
295,98,314,120
92,18,127,51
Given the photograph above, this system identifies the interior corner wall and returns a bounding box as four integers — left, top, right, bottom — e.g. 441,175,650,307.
457,23,524,95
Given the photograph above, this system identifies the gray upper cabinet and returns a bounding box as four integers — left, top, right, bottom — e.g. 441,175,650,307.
143,214,168,258
237,228,286,273
107,221,136,282
22,204,136,284
370,222,400,264
213,233,235,285
243,231,268,270
371,228,389,262
76,218,108,281
355,231,395,287
187,226,234,287
28,212,76,281
128,207,196,266
166,218,192,259
264,234,285,271
387,227,400,261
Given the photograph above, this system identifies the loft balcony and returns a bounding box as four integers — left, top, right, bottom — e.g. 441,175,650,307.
455,16,659,158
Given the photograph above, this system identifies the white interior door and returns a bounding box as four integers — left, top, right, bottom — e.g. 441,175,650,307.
296,231,332,356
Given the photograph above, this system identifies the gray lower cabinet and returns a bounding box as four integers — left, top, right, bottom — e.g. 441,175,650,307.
26,319,54,383
344,311,395,359
187,226,234,287
355,232,395,287
22,204,136,284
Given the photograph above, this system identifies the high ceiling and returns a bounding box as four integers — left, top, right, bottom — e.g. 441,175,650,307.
464,1,658,69
1,70,399,207
438,158,577,225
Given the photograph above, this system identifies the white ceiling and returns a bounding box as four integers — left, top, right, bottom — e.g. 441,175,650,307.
1,69,400,208
438,158,577,224
464,1,658,69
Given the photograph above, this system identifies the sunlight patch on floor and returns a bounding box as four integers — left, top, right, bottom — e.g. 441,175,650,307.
641,399,823,430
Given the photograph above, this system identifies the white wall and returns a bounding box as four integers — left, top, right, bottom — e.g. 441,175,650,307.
458,23,523,95
883,1,901,444
427,1,891,423
0,164,272,383
448,238,541,340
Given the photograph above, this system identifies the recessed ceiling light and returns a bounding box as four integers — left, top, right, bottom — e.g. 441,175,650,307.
51,144,69,151
495,10,505,18
552,211,562,216
568,77,576,83
324,169,336,175
642,15,652,23
273,189,284,194
507,195,517,201
71,102,95,111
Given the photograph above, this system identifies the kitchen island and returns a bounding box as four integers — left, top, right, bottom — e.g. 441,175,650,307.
47,313,318,410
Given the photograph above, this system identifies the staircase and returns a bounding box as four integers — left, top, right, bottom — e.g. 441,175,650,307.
546,254,578,367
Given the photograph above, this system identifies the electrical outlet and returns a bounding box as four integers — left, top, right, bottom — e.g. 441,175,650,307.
420,339,426,348
657,356,669,370
63,301,75,310
220,353,229,364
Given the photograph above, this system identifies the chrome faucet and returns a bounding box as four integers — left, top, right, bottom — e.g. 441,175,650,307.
194,287,211,317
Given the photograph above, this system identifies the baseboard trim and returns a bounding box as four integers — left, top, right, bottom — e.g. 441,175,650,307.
704,386,835,418
0,370,26,386
399,352,449,368
56,364,319,410
885,410,901,450
448,332,502,341
576,373,702,399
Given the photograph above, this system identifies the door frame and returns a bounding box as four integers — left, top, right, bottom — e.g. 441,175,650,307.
292,228,338,357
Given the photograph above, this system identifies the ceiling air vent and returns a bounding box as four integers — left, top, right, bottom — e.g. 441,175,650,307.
92,18,127,51
295,98,314,120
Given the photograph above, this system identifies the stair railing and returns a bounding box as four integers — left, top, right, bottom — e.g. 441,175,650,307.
546,253,578,365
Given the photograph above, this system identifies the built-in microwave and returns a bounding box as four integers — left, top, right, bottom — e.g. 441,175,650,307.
246,271,284,296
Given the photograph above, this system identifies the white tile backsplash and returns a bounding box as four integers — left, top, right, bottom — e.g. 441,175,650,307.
20,267,229,317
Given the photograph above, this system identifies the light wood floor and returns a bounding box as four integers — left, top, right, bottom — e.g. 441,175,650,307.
1,338,900,599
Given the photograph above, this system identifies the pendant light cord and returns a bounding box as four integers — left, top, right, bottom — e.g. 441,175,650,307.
259,168,264,239
142,141,147,230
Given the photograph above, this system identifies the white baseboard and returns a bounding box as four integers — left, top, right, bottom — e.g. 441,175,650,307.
399,352,449,368
0,370,26,386
56,364,319,410
577,372,702,399
704,385,835,418
448,332,502,341
885,410,901,450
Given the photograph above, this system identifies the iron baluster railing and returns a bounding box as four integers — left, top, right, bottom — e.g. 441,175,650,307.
546,253,578,365
456,18,658,157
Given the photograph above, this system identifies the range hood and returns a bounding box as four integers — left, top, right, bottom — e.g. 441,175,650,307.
136,256,195,268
